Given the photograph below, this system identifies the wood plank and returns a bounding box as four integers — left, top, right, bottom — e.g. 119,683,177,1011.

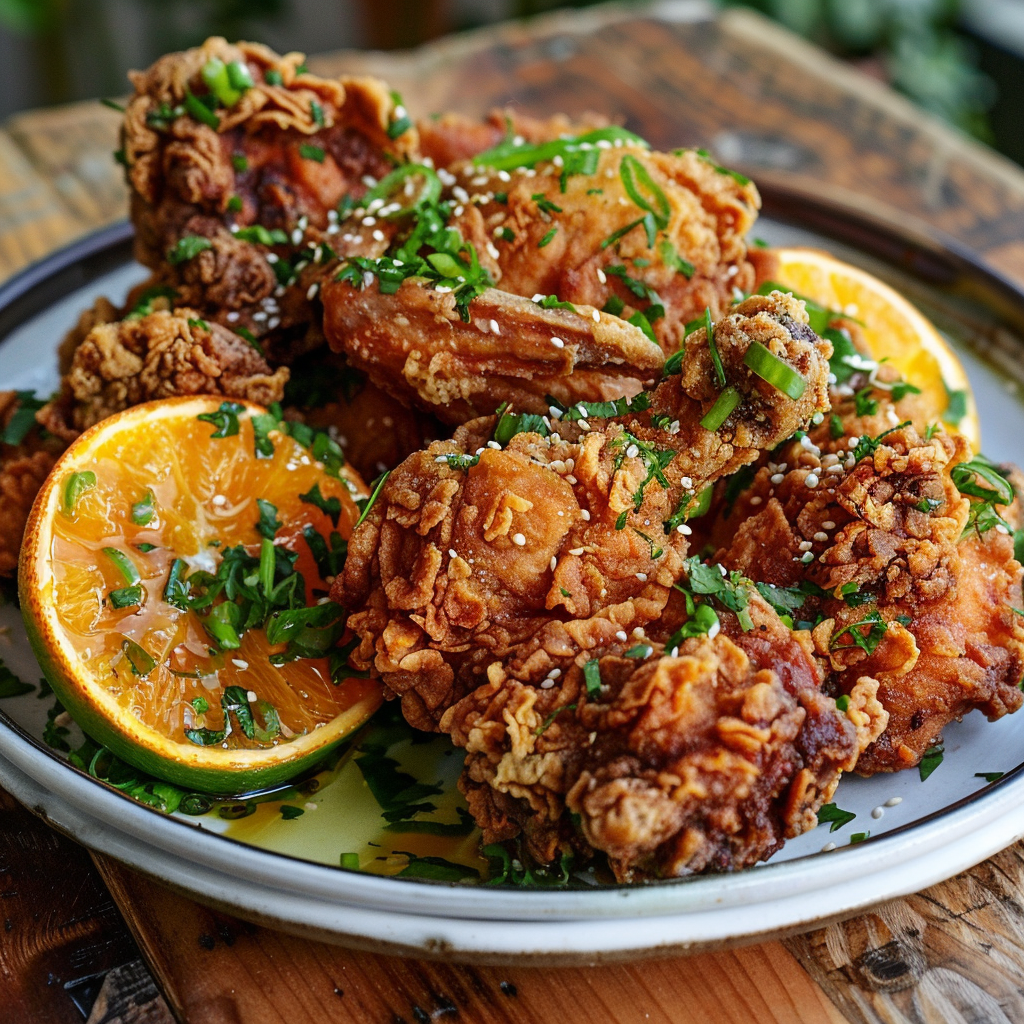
785,844,1024,1024
94,856,846,1024
0,789,170,1023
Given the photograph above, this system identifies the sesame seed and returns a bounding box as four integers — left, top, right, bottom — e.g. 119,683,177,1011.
592,309,600,322
448,548,458,558
551,337,565,349
822,520,836,530
681,477,693,489
813,531,829,542
547,668,562,679
578,419,591,431
540,678,555,689
821,842,837,853
615,630,628,641
596,267,607,284
512,533,526,546
372,229,385,242
231,659,249,670
770,473,785,485
487,243,500,260
550,556,558,571
569,547,584,555
848,437,859,449
580,509,591,521
676,523,692,535
801,551,815,563
749,496,762,506
636,572,648,581
805,473,819,488
489,319,500,335
626,444,639,459
246,690,258,702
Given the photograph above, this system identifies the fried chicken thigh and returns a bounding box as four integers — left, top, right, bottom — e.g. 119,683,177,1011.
450,597,885,879
713,406,1024,773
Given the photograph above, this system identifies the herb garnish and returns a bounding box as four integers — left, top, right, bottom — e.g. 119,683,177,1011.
829,610,887,655
0,660,34,699
919,744,944,781
817,803,856,832
167,235,212,265
2,391,44,446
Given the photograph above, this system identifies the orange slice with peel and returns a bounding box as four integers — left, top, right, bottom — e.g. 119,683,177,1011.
768,247,980,450
19,396,383,794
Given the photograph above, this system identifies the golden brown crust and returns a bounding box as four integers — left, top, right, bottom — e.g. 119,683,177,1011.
40,309,289,436
713,413,1024,773
446,145,760,354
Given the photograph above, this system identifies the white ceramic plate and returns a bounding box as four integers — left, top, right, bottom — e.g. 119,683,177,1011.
3,207,1024,963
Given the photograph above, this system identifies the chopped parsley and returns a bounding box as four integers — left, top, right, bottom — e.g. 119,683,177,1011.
942,381,969,426
817,802,856,832
829,610,887,655
197,401,244,438
185,686,281,746
549,391,650,423
0,660,33,699
299,482,341,526
685,556,754,631
919,743,944,781
976,772,1005,783
2,391,45,446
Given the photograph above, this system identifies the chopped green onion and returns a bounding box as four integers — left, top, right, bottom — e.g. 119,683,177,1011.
538,227,557,248
131,491,156,526
700,387,741,431
227,60,254,91
355,471,391,528
472,126,648,171
619,154,670,229
62,471,96,515
183,89,220,130
663,347,684,376
201,58,242,107
299,144,325,162
704,308,725,388
361,164,442,218
167,235,212,265
232,153,248,172
743,341,806,400
583,659,602,698
310,99,325,127
264,69,283,86
103,547,141,586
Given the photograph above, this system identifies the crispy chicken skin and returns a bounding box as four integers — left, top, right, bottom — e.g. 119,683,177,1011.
449,598,885,879
713,414,1024,773
0,393,65,576
322,279,666,423
337,293,832,730
448,144,761,352
39,308,289,439
122,37,417,358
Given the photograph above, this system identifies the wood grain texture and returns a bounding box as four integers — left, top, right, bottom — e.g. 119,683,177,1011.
785,845,1024,1024
95,856,845,1024
6,5,1024,1022
0,789,170,1023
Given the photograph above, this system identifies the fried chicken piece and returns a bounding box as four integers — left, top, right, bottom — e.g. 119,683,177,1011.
122,37,417,359
337,293,832,729
712,416,1024,773
446,143,761,353
0,392,65,576
417,109,609,168
321,279,665,423
448,597,886,879
39,308,289,438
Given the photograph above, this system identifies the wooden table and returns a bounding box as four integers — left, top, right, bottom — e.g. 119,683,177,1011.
5,4,1024,1021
